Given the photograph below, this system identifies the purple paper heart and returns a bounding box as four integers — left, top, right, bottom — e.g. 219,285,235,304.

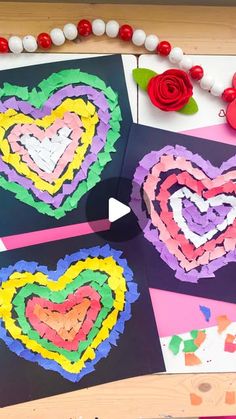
130,145,236,283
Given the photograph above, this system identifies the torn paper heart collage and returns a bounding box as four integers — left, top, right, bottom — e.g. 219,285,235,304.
0,69,121,219
131,144,236,283
0,245,138,382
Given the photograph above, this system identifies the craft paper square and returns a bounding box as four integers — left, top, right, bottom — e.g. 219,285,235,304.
0,232,165,407
120,123,236,304
0,55,132,236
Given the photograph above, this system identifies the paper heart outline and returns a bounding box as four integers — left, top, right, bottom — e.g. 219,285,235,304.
25,288,99,351
0,245,139,382
14,269,115,358
0,70,122,219
131,144,236,283
2,99,98,194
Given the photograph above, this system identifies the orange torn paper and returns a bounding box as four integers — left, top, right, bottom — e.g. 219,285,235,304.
185,352,202,366
190,393,202,405
225,391,236,405
217,315,231,334
194,330,206,347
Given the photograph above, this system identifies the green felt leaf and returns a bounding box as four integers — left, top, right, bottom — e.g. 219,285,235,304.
178,97,199,115
132,68,157,91
168,335,182,355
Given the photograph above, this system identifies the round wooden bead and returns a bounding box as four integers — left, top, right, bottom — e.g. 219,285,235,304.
132,29,146,46
157,41,171,56
144,34,159,51
0,37,9,53
119,24,133,41
222,87,236,102
106,20,119,38
77,19,92,37
23,35,37,52
200,75,214,90
189,65,204,80
63,23,78,40
169,47,184,64
9,36,23,54
50,28,65,46
211,82,224,97
92,19,106,36
179,56,193,71
37,33,52,49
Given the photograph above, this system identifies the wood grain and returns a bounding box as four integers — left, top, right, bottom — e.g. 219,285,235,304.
0,3,236,418
1,2,236,54
1,373,236,418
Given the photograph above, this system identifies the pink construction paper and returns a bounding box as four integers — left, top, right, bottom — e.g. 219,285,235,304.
150,288,236,338
200,417,236,419
1,219,111,251
182,123,236,146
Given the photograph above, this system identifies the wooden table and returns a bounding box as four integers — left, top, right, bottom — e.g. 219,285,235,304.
1,3,236,418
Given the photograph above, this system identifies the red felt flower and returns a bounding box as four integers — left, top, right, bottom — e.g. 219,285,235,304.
147,69,193,112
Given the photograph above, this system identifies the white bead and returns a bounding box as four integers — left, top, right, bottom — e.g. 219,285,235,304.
200,74,214,90
132,29,146,47
106,20,119,38
144,34,159,51
50,28,65,46
92,19,106,36
169,47,184,64
179,56,193,71
63,23,78,40
211,82,224,97
22,35,37,52
9,36,23,54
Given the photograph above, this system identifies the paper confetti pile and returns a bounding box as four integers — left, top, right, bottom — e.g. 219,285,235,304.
169,330,206,366
131,144,236,282
0,245,139,381
0,70,122,218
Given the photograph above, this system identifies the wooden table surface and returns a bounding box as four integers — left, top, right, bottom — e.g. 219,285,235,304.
1,3,236,418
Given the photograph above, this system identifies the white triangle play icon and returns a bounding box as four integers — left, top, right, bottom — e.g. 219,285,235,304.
108,198,131,222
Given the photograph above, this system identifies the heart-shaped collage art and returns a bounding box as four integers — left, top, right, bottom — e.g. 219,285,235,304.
0,69,122,218
0,245,139,382
131,144,236,283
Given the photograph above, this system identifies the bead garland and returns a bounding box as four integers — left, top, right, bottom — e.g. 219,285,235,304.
0,18,235,107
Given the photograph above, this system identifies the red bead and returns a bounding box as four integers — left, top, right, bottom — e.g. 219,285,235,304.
0,37,9,53
156,41,171,56
77,19,92,37
222,87,236,103
189,65,204,81
37,33,52,49
119,24,133,41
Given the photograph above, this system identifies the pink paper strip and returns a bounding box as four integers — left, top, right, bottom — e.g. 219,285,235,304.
150,288,236,337
1,219,111,251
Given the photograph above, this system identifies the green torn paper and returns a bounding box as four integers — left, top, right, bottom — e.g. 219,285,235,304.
168,335,182,355
183,339,198,353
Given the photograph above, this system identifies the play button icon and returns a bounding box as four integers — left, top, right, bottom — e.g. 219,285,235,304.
108,198,131,222
86,176,145,242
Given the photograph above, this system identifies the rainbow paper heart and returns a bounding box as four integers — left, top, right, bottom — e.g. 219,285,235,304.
131,145,236,283
0,70,122,218
0,245,139,381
